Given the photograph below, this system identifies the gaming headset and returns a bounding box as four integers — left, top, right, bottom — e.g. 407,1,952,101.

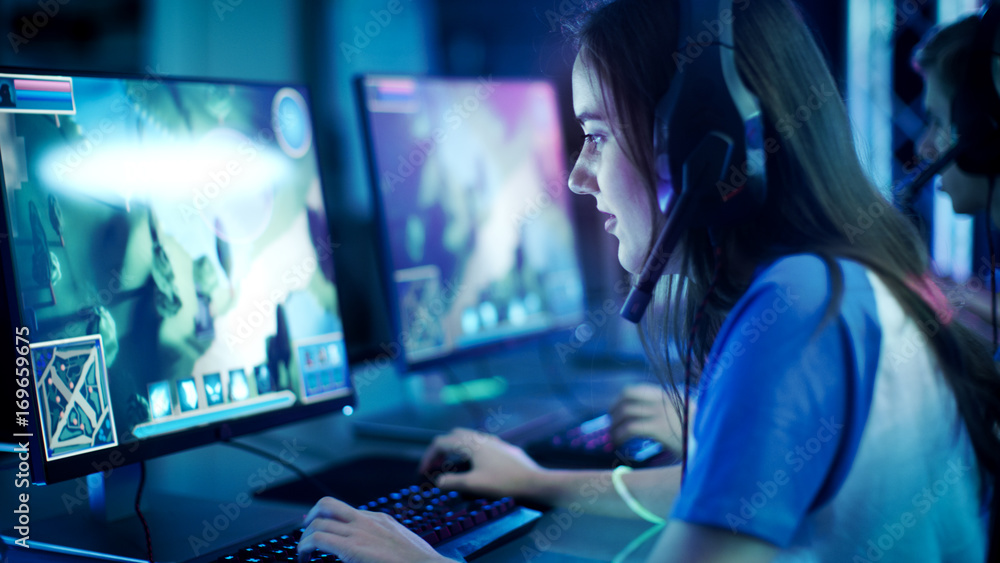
898,1,1000,208
620,0,767,323
952,2,1000,176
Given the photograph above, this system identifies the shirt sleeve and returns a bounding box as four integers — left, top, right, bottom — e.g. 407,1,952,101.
670,254,854,547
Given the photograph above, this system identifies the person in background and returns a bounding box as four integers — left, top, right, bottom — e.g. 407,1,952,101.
913,15,1000,330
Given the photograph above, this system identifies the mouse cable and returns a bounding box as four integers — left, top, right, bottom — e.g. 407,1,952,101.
988,176,998,359
135,460,154,563
220,439,334,498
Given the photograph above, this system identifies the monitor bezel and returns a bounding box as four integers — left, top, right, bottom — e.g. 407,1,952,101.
355,73,585,372
0,64,356,485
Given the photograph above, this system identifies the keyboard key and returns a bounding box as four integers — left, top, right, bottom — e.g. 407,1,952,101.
216,489,537,563
419,529,440,545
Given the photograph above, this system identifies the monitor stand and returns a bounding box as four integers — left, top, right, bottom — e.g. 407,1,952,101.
350,363,575,445
1,464,304,563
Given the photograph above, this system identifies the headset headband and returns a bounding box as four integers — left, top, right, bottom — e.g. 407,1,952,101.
952,2,1000,176
621,0,767,323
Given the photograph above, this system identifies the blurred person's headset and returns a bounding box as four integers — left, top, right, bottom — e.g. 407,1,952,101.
621,0,767,323
898,1,1000,207
953,8,1000,560
952,1,1000,176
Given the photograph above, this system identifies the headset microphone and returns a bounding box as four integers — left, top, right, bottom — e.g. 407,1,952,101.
894,143,963,212
620,0,767,323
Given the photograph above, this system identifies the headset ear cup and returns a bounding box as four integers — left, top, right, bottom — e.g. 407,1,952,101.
621,0,766,323
953,3,1000,175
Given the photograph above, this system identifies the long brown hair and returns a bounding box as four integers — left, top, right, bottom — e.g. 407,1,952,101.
566,0,1000,494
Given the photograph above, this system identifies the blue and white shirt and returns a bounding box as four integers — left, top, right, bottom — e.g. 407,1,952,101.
671,254,989,562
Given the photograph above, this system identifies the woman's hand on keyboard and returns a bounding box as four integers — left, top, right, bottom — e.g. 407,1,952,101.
298,496,449,563
609,384,683,452
418,428,543,498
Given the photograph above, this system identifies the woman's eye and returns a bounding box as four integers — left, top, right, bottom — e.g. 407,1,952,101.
582,133,604,148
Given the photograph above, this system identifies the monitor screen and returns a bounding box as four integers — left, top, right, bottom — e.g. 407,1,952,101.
358,75,584,366
0,69,353,484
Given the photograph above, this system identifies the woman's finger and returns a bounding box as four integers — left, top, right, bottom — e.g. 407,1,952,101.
302,496,357,528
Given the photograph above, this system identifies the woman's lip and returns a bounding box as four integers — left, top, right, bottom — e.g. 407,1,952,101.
604,215,617,232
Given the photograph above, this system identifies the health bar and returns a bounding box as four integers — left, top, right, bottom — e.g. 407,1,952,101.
13,78,72,92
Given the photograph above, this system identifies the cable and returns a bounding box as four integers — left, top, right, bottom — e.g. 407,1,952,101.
221,440,334,498
989,176,998,357
134,461,154,563
681,246,725,485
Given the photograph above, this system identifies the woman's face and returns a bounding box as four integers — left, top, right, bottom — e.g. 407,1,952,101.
918,69,991,214
568,53,655,275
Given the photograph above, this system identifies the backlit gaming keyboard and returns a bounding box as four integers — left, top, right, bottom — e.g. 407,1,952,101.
526,413,674,469
216,487,540,562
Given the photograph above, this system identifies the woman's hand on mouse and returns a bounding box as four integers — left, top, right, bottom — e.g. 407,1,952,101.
417,428,544,498
609,384,683,453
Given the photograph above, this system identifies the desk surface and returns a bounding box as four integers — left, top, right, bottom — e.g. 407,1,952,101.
2,355,664,563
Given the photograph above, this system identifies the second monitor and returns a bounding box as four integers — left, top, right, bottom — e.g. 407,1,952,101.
358,75,585,368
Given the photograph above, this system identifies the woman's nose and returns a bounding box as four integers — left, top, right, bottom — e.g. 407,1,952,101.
568,154,596,195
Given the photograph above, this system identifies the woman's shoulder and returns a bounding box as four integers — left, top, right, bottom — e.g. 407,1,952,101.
753,252,872,287
742,252,875,317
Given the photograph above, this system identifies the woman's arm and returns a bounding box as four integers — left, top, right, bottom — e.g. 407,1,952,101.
419,428,681,519
518,464,681,520
646,521,778,563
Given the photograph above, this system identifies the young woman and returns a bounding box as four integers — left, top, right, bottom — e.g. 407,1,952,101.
298,1,1000,561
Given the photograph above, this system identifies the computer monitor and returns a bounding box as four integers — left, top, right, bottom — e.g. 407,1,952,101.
357,75,585,369
0,67,354,488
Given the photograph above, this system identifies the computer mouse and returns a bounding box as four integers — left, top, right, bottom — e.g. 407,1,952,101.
421,452,472,480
